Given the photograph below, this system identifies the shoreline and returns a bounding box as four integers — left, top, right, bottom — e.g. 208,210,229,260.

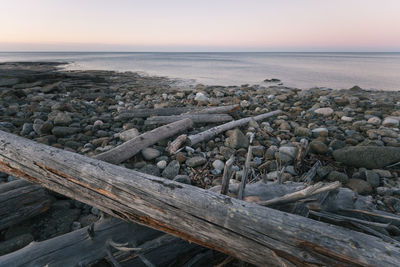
0,61,400,261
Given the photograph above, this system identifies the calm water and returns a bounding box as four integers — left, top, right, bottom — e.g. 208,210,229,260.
0,52,399,91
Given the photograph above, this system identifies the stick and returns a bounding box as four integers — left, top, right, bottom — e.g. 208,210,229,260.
165,134,187,155
220,156,235,195
238,146,252,200
94,118,193,164
257,181,341,206
187,110,282,146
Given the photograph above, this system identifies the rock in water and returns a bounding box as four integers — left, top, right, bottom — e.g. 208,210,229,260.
333,146,400,169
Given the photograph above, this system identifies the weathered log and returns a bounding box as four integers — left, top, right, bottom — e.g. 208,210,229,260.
220,156,235,195
0,218,162,266
187,110,282,146
0,130,399,266
116,105,239,120
0,179,31,194
94,118,193,164
0,182,52,231
144,114,233,125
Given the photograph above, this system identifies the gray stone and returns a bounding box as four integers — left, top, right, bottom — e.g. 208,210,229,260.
265,145,278,160
71,221,81,231
140,164,160,176
224,128,248,149
173,175,191,184
54,112,72,126
346,178,373,195
382,117,399,127
212,159,225,171
317,166,333,179
333,146,400,169
367,117,381,125
39,122,53,134
52,126,80,137
20,123,33,135
294,127,312,137
194,92,209,103
312,128,329,137
186,156,206,167
329,139,346,150
314,107,334,116
310,141,328,154
278,146,297,159
162,160,180,179
252,146,265,157
327,171,349,183
365,170,380,188
119,128,139,142
141,148,161,160
372,169,392,178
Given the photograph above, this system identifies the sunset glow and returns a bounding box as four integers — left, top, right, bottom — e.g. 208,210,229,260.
1,0,399,51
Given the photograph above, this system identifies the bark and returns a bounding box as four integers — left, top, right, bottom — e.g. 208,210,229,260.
165,134,187,155
187,110,282,146
0,182,52,231
144,114,233,125
0,130,399,267
94,118,193,164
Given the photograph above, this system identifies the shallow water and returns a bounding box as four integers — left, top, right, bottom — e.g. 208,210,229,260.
0,52,399,90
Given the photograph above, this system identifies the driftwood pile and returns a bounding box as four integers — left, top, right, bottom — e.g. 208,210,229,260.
0,107,400,266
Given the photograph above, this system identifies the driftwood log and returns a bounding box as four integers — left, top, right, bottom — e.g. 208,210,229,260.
0,130,399,266
116,105,238,120
94,118,193,164
0,218,160,266
144,114,233,125
0,180,52,231
187,109,282,146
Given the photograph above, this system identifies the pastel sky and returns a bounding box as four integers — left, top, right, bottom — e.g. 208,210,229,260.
1,0,399,51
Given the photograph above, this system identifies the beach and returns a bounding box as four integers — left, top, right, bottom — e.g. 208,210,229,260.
0,62,400,265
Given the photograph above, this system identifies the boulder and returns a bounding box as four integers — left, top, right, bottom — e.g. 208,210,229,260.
333,146,400,169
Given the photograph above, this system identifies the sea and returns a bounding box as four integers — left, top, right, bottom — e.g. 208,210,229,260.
0,52,399,91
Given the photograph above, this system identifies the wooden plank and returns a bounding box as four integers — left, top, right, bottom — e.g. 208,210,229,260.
0,130,399,266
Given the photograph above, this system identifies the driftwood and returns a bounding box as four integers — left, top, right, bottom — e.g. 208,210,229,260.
0,181,52,231
238,146,252,200
116,105,239,120
188,110,282,146
144,114,233,125
220,156,235,195
94,118,193,164
0,130,399,266
165,134,187,155
0,218,162,266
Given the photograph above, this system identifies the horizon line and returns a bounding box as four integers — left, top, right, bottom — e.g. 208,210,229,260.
1,50,400,53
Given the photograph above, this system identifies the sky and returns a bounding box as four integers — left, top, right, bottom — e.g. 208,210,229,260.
0,0,399,52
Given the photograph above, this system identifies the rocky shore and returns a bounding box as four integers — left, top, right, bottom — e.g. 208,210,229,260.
1,62,400,263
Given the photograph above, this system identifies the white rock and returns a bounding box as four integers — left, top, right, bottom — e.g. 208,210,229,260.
240,100,250,108
382,117,400,127
367,117,382,126
141,148,161,161
93,120,104,127
119,128,139,142
194,92,209,103
157,160,167,169
212,160,225,171
341,116,353,122
312,127,329,137
314,107,334,116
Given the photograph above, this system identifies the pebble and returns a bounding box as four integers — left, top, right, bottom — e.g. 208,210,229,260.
327,171,349,183
119,128,139,142
212,159,225,171
346,178,373,195
382,117,399,127
365,170,380,188
162,160,180,179
173,175,191,184
224,128,248,149
310,141,329,154
314,107,334,116
186,156,207,168
141,148,161,160
156,160,167,169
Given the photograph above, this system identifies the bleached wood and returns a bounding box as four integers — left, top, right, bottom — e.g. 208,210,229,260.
144,114,232,125
94,118,193,164
188,110,282,146
0,130,399,267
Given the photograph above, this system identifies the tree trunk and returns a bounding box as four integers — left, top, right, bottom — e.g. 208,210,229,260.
94,118,193,164
0,130,399,267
